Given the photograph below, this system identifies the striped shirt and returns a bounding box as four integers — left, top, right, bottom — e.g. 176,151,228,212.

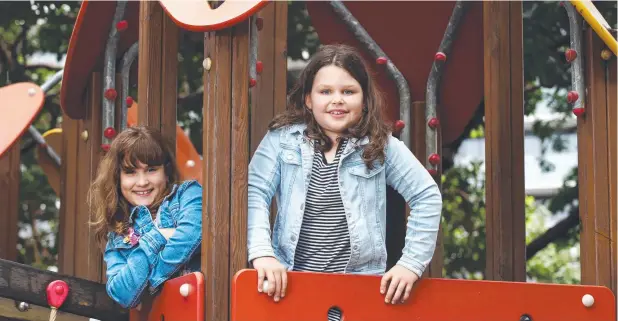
293,139,350,321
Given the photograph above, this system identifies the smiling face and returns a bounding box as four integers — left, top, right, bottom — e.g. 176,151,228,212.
120,160,167,207
305,65,364,142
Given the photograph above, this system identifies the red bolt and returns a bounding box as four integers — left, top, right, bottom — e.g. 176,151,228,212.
567,91,579,103
376,57,388,65
116,20,128,32
427,169,438,176
435,52,446,61
101,144,110,152
394,120,405,131
256,61,263,74
573,107,585,117
255,17,263,31
565,48,577,63
104,127,116,139
104,88,117,100
55,285,64,295
126,96,134,107
428,117,440,129
428,153,440,165
249,78,257,88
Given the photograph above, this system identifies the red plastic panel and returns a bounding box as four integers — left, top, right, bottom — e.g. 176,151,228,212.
130,272,204,321
305,2,484,145
159,0,269,32
0,82,45,157
231,269,616,321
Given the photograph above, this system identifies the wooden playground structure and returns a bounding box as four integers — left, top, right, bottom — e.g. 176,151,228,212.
0,0,616,320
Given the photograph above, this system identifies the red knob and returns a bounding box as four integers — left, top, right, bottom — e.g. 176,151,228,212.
116,20,128,32
104,127,116,139
573,107,585,117
256,61,263,74
101,144,110,152
428,117,440,129
104,88,117,100
565,48,577,63
249,78,257,88
567,91,579,103
394,120,405,131
435,52,446,61
376,57,388,65
428,153,440,165
126,96,134,107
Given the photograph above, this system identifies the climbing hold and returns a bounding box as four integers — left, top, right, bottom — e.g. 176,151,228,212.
249,78,257,88
376,57,388,65
126,96,134,107
394,120,405,131
601,49,612,61
573,107,585,117
104,88,117,101
255,17,264,31
101,144,110,152
104,127,116,139
565,48,577,62
428,153,440,165
567,91,579,103
116,20,128,32
582,294,594,307
434,52,446,61
428,117,440,129
256,61,263,74
46,280,69,320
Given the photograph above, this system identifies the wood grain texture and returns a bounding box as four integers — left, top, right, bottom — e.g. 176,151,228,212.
137,1,163,128
482,1,526,282
0,259,129,320
0,144,19,261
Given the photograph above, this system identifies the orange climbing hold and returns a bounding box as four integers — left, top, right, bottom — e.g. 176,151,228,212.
0,82,45,157
231,269,616,321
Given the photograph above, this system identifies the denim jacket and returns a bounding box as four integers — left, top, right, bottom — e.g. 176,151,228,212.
247,124,442,277
103,180,202,308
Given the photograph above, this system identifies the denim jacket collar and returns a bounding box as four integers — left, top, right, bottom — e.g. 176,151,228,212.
128,183,180,223
288,123,371,152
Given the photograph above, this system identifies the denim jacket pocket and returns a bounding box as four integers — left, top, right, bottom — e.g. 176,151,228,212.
347,163,384,179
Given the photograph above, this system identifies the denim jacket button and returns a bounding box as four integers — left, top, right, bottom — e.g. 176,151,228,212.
353,245,359,251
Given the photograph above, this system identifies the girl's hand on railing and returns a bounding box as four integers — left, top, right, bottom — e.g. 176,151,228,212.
252,256,288,302
380,265,420,304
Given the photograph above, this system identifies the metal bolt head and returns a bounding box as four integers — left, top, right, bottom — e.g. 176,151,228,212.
17,302,29,312
28,88,37,96
203,57,212,71
81,130,89,142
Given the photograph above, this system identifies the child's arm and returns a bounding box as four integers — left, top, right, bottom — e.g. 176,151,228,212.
147,181,202,291
384,136,443,278
247,129,282,262
104,222,167,308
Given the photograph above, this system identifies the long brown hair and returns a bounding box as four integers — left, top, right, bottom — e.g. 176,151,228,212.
269,44,390,169
89,126,179,245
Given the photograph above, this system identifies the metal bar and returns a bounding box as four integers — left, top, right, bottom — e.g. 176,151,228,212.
329,1,412,147
28,125,61,166
40,69,64,93
425,1,468,172
102,1,127,146
569,0,617,55
249,15,258,84
564,2,585,111
0,258,129,321
120,41,139,131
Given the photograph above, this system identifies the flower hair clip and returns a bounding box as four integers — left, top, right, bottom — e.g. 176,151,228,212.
123,227,141,246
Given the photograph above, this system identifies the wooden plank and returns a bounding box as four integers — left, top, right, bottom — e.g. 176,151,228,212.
137,1,164,128
0,144,19,261
0,259,129,321
59,116,79,276
202,28,233,321
272,1,288,116
482,0,526,282
0,297,85,321
580,29,615,292
160,13,179,144
607,56,616,295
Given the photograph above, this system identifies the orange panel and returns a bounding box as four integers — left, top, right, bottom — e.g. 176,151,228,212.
231,269,616,321
130,272,204,321
127,103,202,184
305,2,484,145
0,83,45,157
60,0,139,119
35,128,63,196
159,0,269,32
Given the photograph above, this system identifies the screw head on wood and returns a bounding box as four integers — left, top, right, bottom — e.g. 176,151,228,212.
600,49,612,61
81,130,89,142
203,57,212,71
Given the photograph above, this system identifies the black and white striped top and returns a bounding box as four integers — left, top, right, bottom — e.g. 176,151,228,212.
293,139,351,273
293,139,350,321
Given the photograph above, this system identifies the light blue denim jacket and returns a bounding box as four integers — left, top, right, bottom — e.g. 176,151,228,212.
103,180,202,308
247,124,442,277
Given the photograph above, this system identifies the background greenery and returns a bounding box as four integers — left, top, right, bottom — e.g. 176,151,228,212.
0,1,615,282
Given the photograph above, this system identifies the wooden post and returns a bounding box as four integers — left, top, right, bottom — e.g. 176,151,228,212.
58,73,109,282
578,30,616,294
482,0,526,282
202,20,250,321
0,145,19,261
137,1,178,143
